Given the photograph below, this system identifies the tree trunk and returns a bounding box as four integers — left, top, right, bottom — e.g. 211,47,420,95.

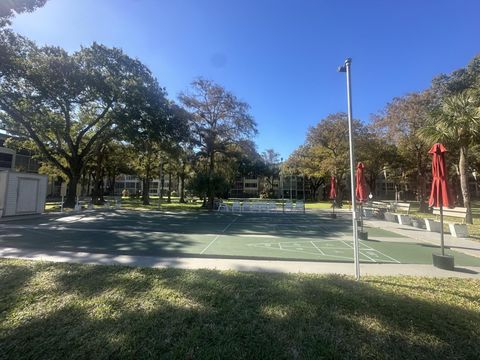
64,174,80,208
167,172,172,203
142,165,151,205
459,146,472,224
91,151,105,205
142,178,150,205
159,160,164,201
180,173,186,203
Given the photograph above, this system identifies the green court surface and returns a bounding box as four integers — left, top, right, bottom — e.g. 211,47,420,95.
0,210,479,266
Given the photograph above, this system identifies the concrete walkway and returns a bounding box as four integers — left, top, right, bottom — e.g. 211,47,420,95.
1,246,479,278
363,217,480,259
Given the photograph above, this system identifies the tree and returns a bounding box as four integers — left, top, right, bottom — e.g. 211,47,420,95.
283,145,327,201
372,92,433,209
179,78,257,209
305,113,365,202
420,90,480,223
174,145,195,203
0,36,165,206
120,99,190,205
420,55,480,223
0,0,48,26
261,148,281,197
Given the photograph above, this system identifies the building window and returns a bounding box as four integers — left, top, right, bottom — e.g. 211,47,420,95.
0,153,13,169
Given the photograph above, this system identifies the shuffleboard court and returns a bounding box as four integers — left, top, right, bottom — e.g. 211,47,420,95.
0,210,479,266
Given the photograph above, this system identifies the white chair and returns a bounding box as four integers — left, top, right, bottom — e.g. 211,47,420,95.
232,201,241,213
217,202,230,212
295,200,304,212
260,202,268,212
268,202,277,212
284,200,293,211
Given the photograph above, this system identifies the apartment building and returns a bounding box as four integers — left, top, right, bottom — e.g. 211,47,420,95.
113,174,176,196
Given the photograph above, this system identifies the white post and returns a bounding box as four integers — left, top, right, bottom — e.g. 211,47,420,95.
340,58,360,280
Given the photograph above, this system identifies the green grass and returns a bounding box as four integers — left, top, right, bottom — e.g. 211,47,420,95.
1,259,479,359
45,196,203,213
118,197,203,212
305,201,333,209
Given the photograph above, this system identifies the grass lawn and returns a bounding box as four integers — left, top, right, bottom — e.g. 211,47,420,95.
118,197,203,212
45,196,203,213
305,201,334,209
1,259,479,359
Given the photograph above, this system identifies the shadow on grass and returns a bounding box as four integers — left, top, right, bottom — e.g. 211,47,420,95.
1,260,479,359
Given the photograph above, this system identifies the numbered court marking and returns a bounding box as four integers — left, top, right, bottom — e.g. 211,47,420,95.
247,239,401,263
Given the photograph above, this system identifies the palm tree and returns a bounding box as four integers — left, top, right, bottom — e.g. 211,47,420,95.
420,90,480,223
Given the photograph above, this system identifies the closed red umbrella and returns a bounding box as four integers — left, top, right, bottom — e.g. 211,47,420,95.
429,143,451,258
355,162,368,234
429,143,451,208
355,162,368,203
330,175,337,217
329,176,337,200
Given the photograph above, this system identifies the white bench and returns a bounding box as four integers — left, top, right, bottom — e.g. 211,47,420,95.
430,207,469,238
294,201,305,213
284,200,293,211
363,201,391,218
392,202,411,225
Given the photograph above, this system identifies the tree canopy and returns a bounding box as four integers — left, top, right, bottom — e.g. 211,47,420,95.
0,34,183,206
179,78,257,208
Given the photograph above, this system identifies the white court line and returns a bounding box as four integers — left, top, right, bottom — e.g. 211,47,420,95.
359,251,377,263
310,241,325,255
248,244,354,251
357,240,402,264
341,240,376,263
238,234,279,238
341,240,354,249
260,245,353,260
200,216,239,255
370,250,401,264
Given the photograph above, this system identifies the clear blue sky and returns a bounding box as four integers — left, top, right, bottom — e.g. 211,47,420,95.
11,0,480,159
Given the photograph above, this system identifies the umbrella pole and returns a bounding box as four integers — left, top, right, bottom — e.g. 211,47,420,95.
360,203,364,232
440,203,445,256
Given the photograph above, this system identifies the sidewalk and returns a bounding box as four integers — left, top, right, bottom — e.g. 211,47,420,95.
1,246,479,278
363,218,480,259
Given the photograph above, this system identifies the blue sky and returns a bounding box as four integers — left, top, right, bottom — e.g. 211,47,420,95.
11,0,480,159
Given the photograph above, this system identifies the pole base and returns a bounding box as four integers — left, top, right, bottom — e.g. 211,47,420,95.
330,213,337,219
432,253,454,271
358,231,368,240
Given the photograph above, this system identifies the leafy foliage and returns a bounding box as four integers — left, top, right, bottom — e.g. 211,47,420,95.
0,0,48,26
179,78,257,208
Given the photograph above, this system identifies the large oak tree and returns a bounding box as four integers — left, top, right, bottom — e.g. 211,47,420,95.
0,33,171,206
179,78,257,209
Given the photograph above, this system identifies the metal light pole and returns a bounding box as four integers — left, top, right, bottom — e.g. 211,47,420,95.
338,58,360,280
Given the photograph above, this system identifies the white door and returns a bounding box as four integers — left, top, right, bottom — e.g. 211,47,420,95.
16,178,39,214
